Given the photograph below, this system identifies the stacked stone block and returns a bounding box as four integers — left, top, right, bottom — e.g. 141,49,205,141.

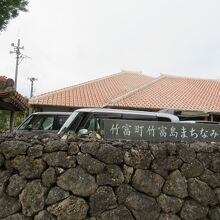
0,134,220,219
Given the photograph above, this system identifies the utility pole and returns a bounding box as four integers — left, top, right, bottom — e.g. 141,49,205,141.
28,77,37,98
9,39,27,132
10,39,25,90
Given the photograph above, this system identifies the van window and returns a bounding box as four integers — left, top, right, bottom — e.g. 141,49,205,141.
41,117,54,130
31,116,54,130
85,117,101,131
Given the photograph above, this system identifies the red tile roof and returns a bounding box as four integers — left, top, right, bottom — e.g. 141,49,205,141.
111,75,220,113
29,71,155,108
0,76,29,111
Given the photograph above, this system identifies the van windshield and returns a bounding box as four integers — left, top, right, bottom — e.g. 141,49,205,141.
58,111,81,135
18,115,34,130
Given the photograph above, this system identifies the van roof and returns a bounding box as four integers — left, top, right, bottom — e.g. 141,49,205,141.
30,112,71,116
75,108,179,122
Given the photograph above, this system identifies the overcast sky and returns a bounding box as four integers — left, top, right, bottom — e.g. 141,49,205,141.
0,0,220,97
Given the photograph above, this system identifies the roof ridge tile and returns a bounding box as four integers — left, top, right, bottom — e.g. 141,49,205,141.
105,75,164,107
161,74,220,82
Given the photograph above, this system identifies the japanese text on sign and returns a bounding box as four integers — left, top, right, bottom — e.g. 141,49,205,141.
104,119,220,142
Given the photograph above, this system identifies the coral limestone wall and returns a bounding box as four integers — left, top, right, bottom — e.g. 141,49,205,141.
0,133,220,220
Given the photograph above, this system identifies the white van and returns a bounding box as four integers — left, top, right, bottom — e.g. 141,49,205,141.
16,112,71,135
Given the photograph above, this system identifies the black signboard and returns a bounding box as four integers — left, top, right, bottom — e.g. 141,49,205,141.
103,119,220,142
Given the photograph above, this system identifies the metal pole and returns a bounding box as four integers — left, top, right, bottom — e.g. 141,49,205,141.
10,38,25,90
9,39,24,131
30,79,33,97
28,77,37,98
14,39,20,90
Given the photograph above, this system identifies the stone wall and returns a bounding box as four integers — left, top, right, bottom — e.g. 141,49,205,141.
0,133,220,220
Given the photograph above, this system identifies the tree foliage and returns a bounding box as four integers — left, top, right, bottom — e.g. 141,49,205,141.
0,110,25,131
0,0,28,31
